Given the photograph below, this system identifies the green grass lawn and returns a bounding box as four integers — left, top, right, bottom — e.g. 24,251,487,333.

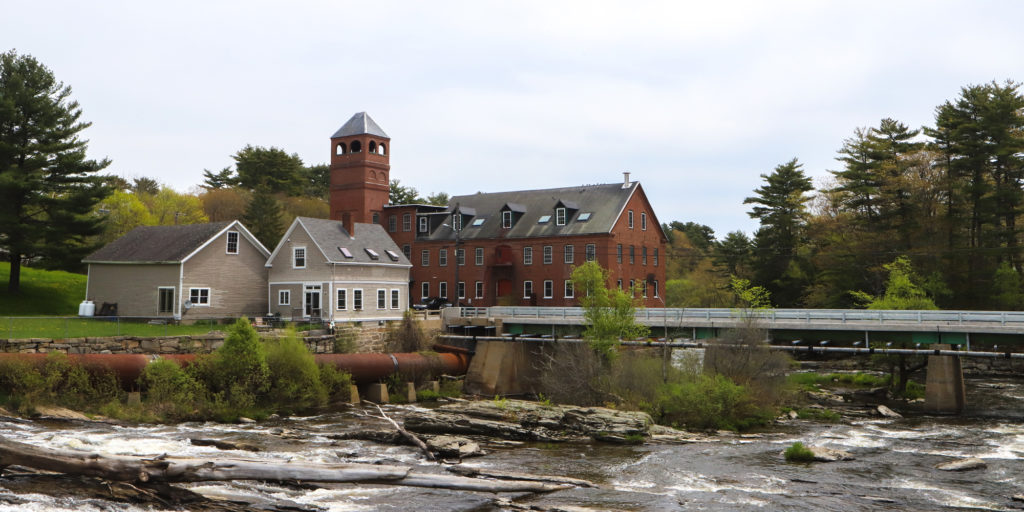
0,262,86,316
0,317,225,339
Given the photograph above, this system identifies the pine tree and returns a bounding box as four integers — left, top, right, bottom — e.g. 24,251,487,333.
0,50,110,292
243,187,284,248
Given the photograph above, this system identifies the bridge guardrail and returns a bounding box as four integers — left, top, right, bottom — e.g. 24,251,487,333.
462,307,1024,327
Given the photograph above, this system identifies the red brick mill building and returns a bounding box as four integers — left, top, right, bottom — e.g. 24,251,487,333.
328,112,667,308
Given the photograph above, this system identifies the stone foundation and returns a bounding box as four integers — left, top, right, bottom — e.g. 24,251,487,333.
1,330,361,355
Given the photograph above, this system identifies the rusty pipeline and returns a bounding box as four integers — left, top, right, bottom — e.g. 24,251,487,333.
0,351,469,387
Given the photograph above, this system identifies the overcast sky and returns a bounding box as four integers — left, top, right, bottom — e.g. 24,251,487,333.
4,1,1023,237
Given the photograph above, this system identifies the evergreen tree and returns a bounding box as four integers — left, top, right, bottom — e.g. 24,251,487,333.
0,50,110,291
243,187,284,248
389,179,422,204
233,145,305,195
743,158,814,306
201,167,238,189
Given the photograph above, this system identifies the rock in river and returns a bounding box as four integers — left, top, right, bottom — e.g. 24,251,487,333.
807,445,855,462
935,457,987,471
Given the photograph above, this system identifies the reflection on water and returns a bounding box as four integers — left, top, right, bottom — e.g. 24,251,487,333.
1,378,1022,511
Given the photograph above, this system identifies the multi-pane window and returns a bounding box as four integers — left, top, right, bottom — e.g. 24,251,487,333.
353,289,363,310
336,289,346,310
586,244,596,262
391,289,400,309
189,288,210,305
402,213,412,231
279,290,290,306
629,245,635,264
456,248,465,266
419,217,428,232
226,231,239,254
628,210,634,228
372,212,380,224
555,207,566,226
293,247,306,268
475,281,484,299
421,250,430,266
653,280,659,298
452,212,462,231
502,210,512,228
377,289,387,309
543,280,553,298
564,280,574,298
439,249,448,266
654,248,659,266
641,212,647,230
158,287,174,314
421,282,429,299
475,247,484,265
523,246,533,265
543,245,552,264
564,245,574,264
642,246,647,265
439,282,448,299
457,281,465,299
616,244,623,263
523,280,533,298
388,215,397,232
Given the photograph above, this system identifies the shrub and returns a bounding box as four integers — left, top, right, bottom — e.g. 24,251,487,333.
534,342,610,406
264,331,327,414
138,359,203,421
188,318,270,420
318,363,353,402
657,373,772,431
784,442,816,462
385,311,432,352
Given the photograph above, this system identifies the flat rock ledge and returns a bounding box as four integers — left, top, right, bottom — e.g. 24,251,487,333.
807,445,855,462
404,399,654,442
935,457,987,471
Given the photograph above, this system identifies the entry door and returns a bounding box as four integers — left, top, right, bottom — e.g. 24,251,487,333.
305,286,321,317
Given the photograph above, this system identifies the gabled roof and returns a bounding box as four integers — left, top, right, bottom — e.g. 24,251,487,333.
268,217,411,267
83,221,269,263
420,182,643,241
331,112,389,139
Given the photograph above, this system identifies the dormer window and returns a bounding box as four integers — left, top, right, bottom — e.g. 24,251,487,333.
364,248,380,260
418,217,428,233
555,207,567,226
502,210,512,228
452,212,462,231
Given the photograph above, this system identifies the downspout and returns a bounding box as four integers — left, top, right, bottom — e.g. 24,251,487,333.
85,264,91,300
177,263,184,320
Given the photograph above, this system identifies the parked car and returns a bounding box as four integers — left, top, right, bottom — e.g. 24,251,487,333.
412,297,452,311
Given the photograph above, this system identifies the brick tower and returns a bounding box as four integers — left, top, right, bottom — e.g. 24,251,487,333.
329,112,390,231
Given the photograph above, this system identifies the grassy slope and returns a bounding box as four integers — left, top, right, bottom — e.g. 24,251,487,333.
0,262,86,316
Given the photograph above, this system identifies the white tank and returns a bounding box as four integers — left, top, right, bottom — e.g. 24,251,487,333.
80,301,95,317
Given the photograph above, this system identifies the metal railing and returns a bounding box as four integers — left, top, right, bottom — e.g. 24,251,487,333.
457,306,1024,327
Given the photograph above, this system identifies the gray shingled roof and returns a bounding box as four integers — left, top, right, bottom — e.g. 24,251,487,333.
421,182,638,241
331,112,389,139
296,217,410,265
84,222,233,263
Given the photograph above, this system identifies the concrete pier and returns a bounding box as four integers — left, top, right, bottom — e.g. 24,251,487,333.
463,340,540,396
925,344,966,414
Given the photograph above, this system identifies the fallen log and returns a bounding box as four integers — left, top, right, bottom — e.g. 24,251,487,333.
363,402,435,461
0,438,570,493
447,465,597,487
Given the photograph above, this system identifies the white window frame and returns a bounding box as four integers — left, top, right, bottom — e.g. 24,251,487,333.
628,210,634,229
352,289,363,310
456,248,465,266
555,207,566,226
439,248,448,266
543,280,553,299
564,244,574,264
403,213,412,231
439,281,448,300
475,281,484,299
653,280,659,298
641,212,647,230
586,244,596,262
226,231,239,254
564,280,574,298
421,250,430,266
475,247,484,265
188,287,210,306
523,280,533,299
279,289,291,306
543,245,552,264
523,246,533,265
293,247,306,269
457,281,465,299
418,216,428,233
502,210,512,228
377,289,387,309
336,289,347,310
421,281,430,299
391,289,400,309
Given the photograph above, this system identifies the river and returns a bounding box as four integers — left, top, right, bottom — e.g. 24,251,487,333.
1,376,1022,511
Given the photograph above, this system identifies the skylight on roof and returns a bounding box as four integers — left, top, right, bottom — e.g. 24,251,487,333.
471,218,485,227
538,215,551,224
364,248,380,260
385,250,401,261
338,247,353,258
577,212,592,221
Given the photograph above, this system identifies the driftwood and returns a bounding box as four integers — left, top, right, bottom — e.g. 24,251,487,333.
448,465,597,487
0,437,570,493
362,402,436,461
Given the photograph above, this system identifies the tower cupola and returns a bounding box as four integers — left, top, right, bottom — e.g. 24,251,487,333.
329,112,391,230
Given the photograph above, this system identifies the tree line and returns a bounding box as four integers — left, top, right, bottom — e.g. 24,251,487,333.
664,80,1024,311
